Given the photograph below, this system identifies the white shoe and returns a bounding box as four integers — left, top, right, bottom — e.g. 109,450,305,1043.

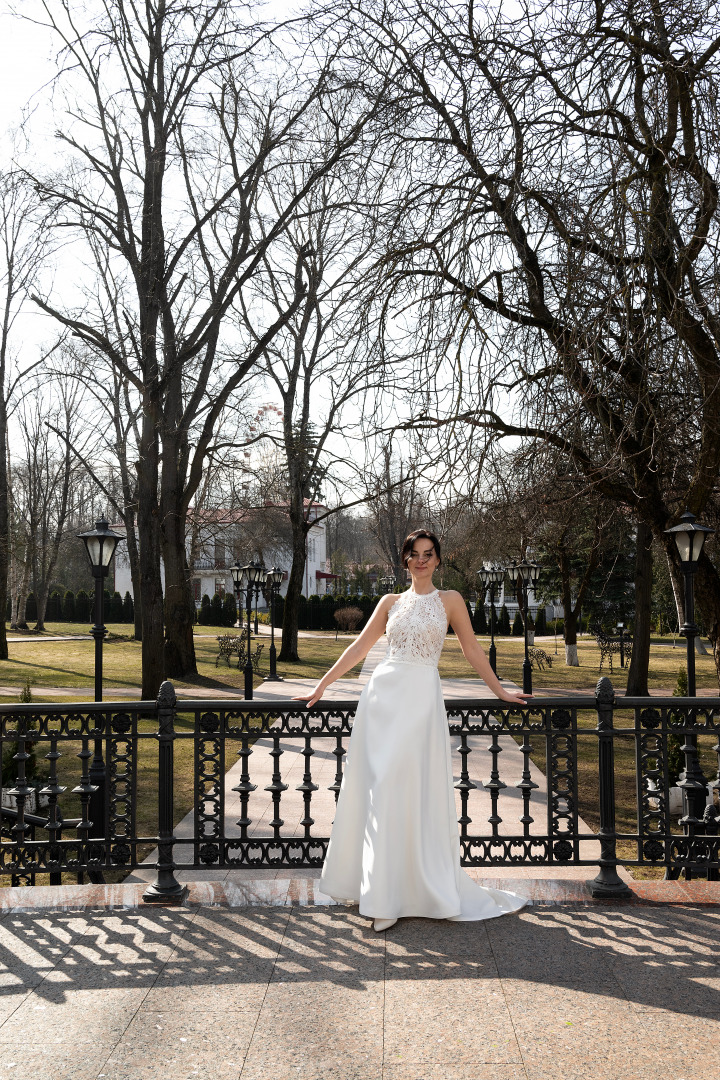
373,918,397,932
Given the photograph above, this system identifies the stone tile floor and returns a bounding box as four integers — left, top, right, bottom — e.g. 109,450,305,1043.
0,881,717,1079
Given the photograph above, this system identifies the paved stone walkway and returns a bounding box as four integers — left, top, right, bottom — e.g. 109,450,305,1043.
0,889,716,1079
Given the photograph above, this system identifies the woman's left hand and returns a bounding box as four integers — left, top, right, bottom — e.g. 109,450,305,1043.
497,690,532,706
293,685,324,708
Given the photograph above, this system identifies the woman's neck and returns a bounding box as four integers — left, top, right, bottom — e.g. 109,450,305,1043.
409,580,437,595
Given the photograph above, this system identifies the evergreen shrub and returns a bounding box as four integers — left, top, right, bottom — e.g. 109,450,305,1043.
222,593,237,627
122,592,134,622
473,604,488,635
198,594,213,626
63,590,76,621
512,611,524,636
46,591,63,621
210,592,224,625
75,589,92,622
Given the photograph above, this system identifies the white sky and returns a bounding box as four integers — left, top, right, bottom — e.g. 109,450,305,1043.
0,4,56,133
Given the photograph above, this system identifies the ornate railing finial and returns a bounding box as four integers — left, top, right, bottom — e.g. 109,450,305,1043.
156,680,177,710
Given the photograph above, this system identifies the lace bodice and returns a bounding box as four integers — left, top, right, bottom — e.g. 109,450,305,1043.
384,588,448,667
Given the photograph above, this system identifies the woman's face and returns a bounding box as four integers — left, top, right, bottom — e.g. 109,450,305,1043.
406,539,439,581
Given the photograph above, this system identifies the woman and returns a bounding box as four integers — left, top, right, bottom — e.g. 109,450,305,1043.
296,529,528,931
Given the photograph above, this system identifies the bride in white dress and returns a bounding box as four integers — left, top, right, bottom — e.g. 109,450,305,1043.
296,529,528,931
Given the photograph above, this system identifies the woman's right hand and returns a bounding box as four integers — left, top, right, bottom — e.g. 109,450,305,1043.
293,684,325,708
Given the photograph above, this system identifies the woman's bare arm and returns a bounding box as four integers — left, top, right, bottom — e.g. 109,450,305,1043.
443,591,531,705
294,594,396,707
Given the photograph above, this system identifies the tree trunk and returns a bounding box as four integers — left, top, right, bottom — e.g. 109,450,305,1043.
15,554,30,630
162,505,197,678
34,586,48,632
627,521,653,695
280,529,307,662
564,609,579,667
0,395,9,659
694,549,720,687
560,553,580,666
666,548,686,628
125,518,143,641
137,416,165,699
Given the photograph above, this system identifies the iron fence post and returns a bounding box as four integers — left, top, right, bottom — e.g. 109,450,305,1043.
143,680,188,905
87,572,107,883
590,677,632,898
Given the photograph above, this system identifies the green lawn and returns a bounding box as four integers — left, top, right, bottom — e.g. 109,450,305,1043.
2,623,355,696
3,623,715,698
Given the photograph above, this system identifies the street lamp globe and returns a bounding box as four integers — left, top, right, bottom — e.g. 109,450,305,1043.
665,510,714,565
526,561,542,584
242,559,265,585
78,517,124,573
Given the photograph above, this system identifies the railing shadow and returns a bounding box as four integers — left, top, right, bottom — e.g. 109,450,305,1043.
0,903,717,1024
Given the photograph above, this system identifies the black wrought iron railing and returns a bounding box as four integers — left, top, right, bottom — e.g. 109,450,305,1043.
0,677,718,900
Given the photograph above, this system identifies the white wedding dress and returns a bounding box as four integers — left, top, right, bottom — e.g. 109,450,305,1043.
319,587,526,921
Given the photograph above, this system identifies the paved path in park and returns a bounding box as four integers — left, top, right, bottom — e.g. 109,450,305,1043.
0,884,716,1079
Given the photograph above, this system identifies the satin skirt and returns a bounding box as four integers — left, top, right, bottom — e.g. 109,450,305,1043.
319,658,526,921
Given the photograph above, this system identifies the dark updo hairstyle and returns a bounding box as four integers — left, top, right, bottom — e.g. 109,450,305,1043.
401,529,442,568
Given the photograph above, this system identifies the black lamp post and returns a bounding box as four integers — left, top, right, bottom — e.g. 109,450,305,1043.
78,516,124,876
253,567,266,635
477,566,504,675
78,517,125,701
230,563,246,630
664,510,714,829
380,574,394,595
240,560,264,699
266,566,284,681
507,559,541,694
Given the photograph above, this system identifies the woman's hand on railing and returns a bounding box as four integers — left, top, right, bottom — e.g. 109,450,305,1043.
497,689,532,706
293,684,325,708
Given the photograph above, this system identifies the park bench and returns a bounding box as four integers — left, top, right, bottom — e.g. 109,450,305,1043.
528,646,553,671
250,642,264,674
216,635,264,674
215,635,244,667
594,629,633,673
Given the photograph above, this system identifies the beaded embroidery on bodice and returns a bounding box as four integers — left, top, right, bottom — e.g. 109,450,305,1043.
385,588,448,667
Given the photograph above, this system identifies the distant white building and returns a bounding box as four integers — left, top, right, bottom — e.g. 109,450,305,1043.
114,502,333,608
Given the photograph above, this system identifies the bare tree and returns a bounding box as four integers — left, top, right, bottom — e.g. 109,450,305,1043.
27,0,383,695
0,169,54,654
10,385,81,630
244,153,393,661
325,0,720,686
366,446,423,586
